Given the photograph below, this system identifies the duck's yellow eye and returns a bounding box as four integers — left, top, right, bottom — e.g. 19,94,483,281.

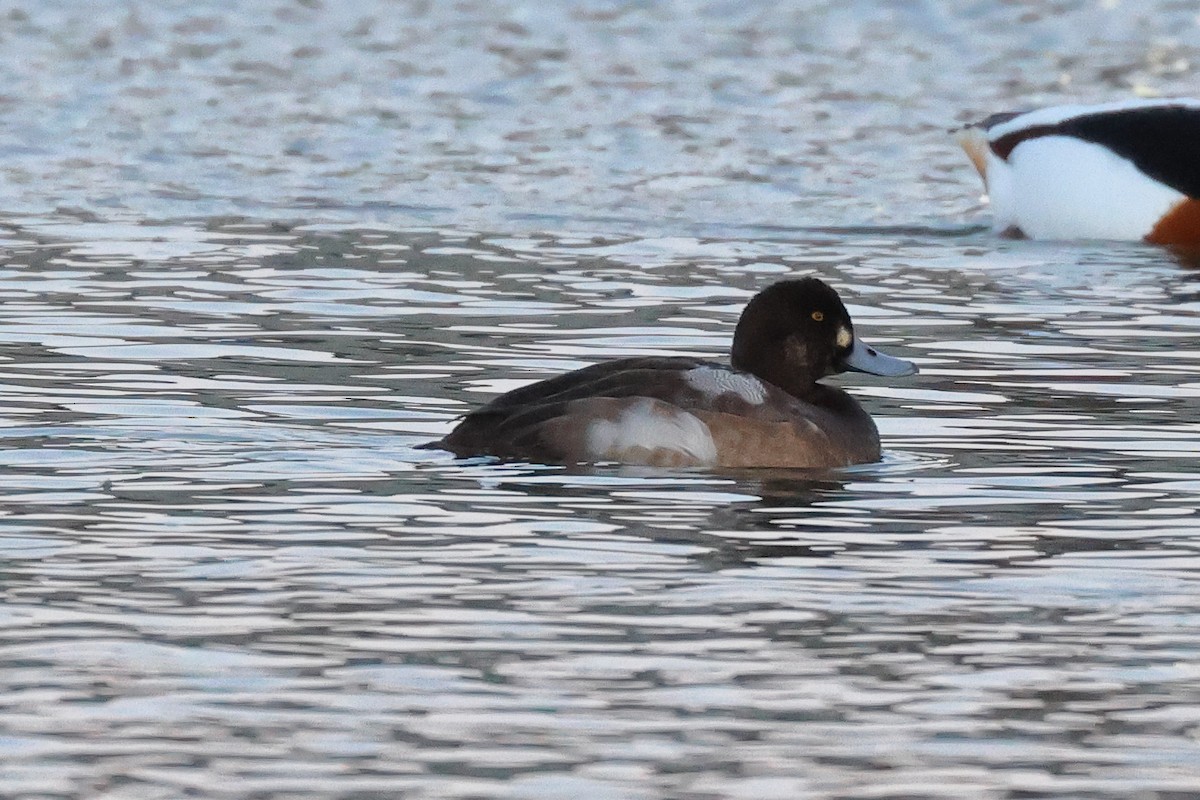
810,311,824,322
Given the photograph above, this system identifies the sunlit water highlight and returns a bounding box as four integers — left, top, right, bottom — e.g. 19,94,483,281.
4,1,1200,798
2,222,1200,799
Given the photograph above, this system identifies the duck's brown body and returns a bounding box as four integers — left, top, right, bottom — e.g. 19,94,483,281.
435,356,881,468
430,278,915,469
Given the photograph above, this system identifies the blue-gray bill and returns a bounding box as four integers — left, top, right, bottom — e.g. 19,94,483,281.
839,337,918,377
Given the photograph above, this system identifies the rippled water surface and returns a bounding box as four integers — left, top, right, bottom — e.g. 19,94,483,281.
4,2,1200,799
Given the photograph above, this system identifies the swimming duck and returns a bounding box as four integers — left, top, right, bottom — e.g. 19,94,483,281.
957,98,1200,244
429,277,917,468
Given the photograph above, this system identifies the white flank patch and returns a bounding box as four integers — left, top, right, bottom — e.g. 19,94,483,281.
983,136,1183,240
985,98,1200,140
584,398,718,464
684,366,767,405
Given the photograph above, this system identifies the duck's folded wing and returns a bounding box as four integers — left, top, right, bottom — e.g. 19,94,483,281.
473,356,706,411
434,360,801,463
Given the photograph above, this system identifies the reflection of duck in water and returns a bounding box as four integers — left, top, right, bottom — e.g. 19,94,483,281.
427,277,917,468
957,98,1200,244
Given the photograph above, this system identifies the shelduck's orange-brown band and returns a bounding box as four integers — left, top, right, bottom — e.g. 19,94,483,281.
1147,198,1200,246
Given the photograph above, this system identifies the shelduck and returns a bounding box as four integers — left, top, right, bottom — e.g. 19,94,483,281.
957,98,1200,244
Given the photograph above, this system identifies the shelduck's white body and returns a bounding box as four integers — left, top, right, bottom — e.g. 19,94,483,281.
958,98,1200,245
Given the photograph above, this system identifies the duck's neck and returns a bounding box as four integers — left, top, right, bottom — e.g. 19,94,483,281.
731,341,827,402
766,369,823,401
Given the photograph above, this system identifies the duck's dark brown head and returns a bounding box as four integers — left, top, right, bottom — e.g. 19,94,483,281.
730,277,916,399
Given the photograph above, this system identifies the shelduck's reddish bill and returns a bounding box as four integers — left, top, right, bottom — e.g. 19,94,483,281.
957,98,1200,245
426,277,917,469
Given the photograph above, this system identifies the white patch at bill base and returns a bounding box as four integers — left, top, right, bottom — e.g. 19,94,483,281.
684,366,767,405
584,398,717,464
